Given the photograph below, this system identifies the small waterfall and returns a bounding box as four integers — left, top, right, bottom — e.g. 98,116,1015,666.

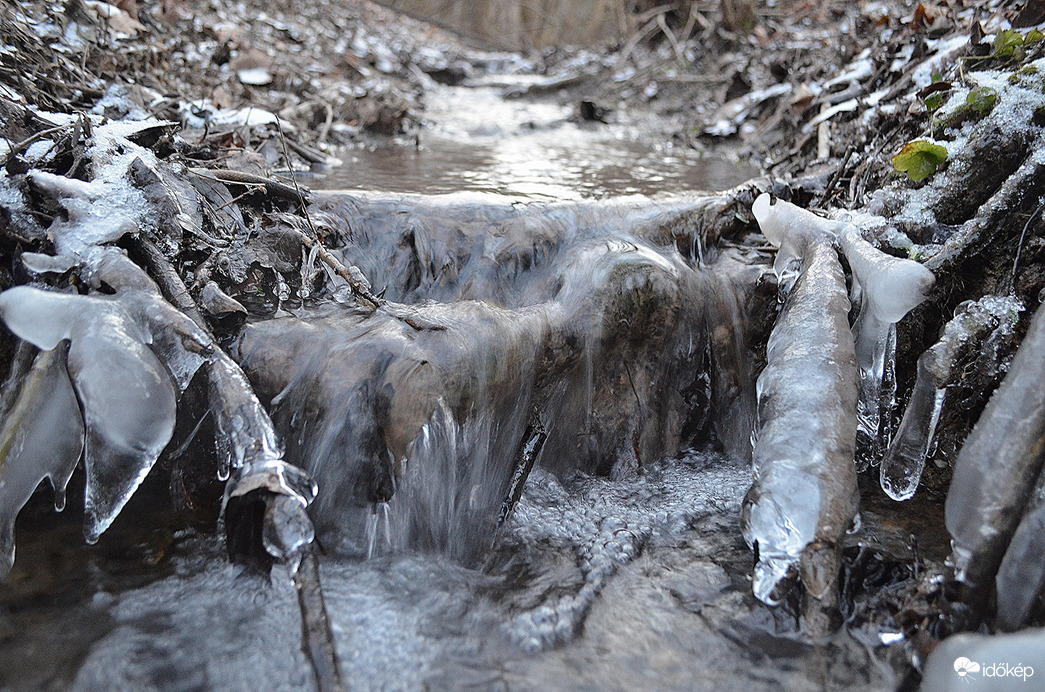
232,194,763,569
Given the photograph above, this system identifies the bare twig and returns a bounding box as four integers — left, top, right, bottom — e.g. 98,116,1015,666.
496,408,547,531
273,116,382,311
130,235,208,329
1008,199,1045,296
189,167,306,203
657,13,686,65
2,123,69,167
295,548,347,692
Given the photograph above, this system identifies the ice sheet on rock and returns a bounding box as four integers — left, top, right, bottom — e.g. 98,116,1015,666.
0,345,84,579
742,231,859,606
946,303,1045,591
23,117,168,256
838,228,934,471
27,170,141,255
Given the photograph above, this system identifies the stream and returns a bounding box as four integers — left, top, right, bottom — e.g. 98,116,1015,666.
314,81,758,198
1,81,921,692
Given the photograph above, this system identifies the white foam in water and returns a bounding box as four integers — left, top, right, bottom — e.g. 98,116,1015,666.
504,453,750,650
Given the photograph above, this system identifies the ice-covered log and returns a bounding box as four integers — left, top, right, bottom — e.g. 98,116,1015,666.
837,228,934,473
946,303,1045,608
0,345,83,579
744,194,859,605
881,296,1022,501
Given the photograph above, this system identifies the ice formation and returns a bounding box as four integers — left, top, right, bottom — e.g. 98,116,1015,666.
0,109,320,573
744,195,859,605
881,296,1022,501
837,228,935,474
0,284,179,543
996,472,1045,631
946,304,1045,599
750,193,846,277
0,248,316,568
0,346,84,578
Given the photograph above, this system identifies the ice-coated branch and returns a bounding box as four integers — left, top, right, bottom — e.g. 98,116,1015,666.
880,296,1021,501
995,469,1045,631
751,193,847,277
945,303,1045,621
743,199,859,606
838,228,934,472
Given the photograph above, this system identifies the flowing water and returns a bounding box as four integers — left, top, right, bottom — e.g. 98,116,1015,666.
1,82,902,692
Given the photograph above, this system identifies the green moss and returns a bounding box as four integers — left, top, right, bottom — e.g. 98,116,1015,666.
933,86,1002,131
1008,64,1045,91
965,87,998,115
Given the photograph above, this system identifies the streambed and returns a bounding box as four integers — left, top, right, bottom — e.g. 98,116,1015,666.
0,92,917,690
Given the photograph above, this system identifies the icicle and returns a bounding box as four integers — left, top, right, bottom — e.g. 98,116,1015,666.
72,324,177,542
879,357,945,501
0,345,84,579
946,303,1045,599
0,285,178,543
879,297,1019,500
744,195,859,605
838,228,934,471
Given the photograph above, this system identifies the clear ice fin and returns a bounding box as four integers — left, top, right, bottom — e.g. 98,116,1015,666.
0,344,85,578
70,333,177,543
